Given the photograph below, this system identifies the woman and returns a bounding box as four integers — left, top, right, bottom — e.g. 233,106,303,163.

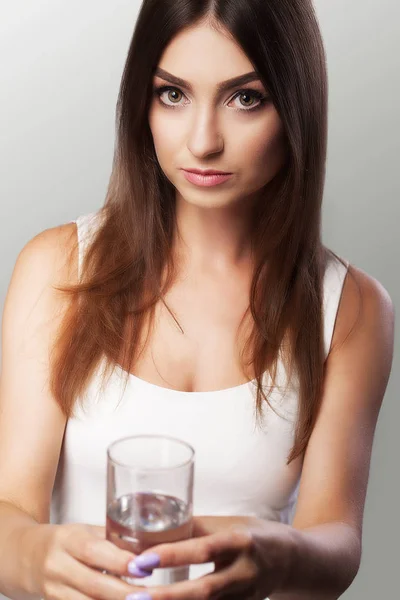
0,0,394,599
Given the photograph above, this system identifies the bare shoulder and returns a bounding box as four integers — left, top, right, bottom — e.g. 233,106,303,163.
14,221,78,288
330,262,395,355
5,221,79,336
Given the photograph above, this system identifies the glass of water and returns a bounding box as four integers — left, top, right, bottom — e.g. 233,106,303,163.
106,434,195,586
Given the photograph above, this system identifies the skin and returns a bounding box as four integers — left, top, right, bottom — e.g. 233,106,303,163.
0,19,394,600
148,21,287,263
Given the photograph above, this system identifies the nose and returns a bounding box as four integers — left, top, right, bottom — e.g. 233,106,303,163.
186,109,224,158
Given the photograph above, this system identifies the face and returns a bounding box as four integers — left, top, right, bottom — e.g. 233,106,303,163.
148,21,288,211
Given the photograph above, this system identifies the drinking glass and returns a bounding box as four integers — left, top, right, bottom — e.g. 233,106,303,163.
106,434,195,586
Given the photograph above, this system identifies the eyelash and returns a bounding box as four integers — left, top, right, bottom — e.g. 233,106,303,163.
153,85,269,113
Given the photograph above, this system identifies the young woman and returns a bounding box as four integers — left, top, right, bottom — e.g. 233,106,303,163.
0,1,394,599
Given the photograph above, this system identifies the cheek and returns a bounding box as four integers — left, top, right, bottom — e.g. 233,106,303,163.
242,120,288,183
149,108,179,163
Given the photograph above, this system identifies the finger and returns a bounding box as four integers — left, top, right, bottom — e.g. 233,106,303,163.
59,553,149,600
47,583,100,600
202,553,258,598
132,527,253,571
86,525,106,539
64,531,137,577
191,516,259,538
147,555,256,600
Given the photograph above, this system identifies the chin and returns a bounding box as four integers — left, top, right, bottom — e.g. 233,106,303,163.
177,188,244,210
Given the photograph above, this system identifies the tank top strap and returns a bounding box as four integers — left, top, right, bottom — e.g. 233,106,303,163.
322,253,350,359
72,211,104,281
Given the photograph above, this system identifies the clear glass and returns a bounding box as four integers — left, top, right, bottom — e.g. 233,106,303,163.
106,434,195,586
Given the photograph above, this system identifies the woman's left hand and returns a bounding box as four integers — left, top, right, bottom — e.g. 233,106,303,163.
126,515,295,599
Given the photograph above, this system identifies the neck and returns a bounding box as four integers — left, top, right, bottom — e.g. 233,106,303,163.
173,194,256,275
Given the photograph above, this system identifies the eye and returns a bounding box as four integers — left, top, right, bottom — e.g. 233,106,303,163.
153,85,269,112
153,86,188,107
228,89,268,112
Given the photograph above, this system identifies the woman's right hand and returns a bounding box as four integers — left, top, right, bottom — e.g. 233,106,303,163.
24,523,147,600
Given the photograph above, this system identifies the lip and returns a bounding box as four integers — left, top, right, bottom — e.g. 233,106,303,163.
183,168,231,175
182,169,233,187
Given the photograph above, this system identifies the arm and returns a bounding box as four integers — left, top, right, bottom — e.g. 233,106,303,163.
0,225,75,599
270,265,395,599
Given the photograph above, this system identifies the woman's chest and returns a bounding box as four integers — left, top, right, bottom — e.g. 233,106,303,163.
124,277,254,393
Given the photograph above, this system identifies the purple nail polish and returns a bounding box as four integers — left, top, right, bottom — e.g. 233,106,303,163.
126,594,152,600
134,552,161,570
126,562,152,578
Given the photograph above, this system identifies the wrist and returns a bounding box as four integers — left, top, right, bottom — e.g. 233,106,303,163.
19,524,53,596
275,525,298,593
276,525,300,593
257,521,298,594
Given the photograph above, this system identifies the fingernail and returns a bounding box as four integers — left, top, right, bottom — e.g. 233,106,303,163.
126,563,152,578
132,552,161,571
125,594,152,600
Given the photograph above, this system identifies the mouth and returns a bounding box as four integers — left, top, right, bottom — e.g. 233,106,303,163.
181,169,233,188
182,168,232,175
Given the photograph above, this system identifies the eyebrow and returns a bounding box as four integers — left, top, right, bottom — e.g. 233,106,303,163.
154,67,262,94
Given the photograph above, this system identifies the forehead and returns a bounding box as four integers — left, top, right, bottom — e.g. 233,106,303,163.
155,23,254,84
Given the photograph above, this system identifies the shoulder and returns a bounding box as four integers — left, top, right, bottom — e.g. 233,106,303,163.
20,221,77,262
2,221,79,384
14,221,78,289
329,262,394,365
5,222,79,334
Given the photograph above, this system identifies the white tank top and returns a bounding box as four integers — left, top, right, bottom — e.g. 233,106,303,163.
50,212,349,592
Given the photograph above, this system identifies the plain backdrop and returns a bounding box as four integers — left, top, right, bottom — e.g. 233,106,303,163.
0,1,398,598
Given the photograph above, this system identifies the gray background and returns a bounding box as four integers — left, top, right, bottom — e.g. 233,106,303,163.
0,1,398,598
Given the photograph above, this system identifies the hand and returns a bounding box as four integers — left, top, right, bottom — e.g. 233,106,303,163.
22,522,155,600
126,515,295,600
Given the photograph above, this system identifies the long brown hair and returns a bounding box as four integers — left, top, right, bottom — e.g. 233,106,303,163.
51,0,339,464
